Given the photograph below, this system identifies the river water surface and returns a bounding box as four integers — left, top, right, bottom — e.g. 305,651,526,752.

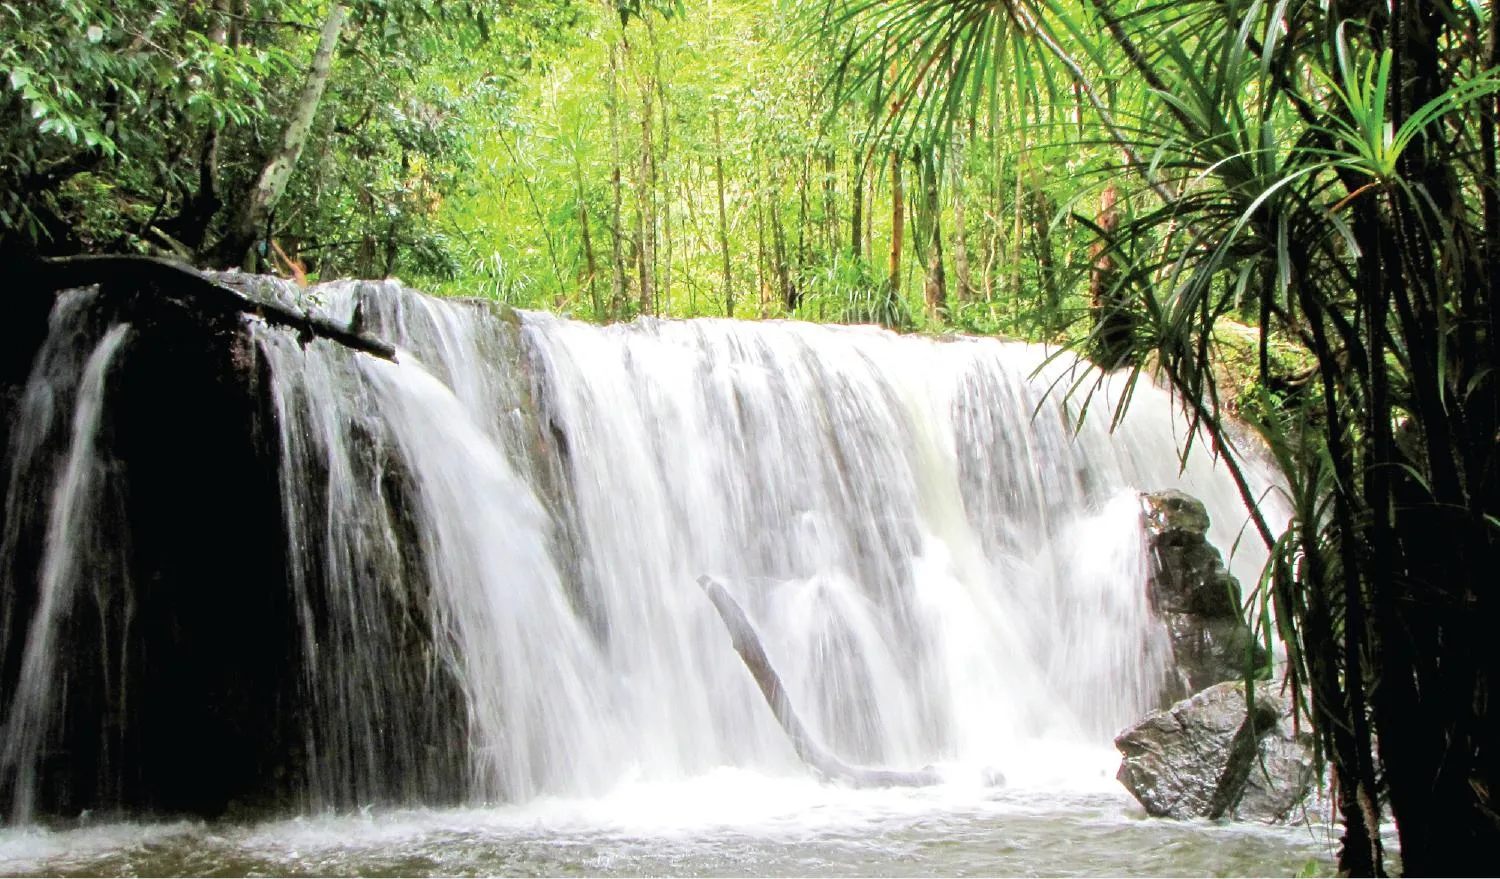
0,766,1335,877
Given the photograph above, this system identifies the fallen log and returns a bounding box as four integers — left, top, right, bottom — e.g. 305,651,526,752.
697,574,942,788
31,254,397,361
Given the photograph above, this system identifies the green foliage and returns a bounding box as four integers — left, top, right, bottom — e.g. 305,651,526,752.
792,251,913,327
0,0,573,276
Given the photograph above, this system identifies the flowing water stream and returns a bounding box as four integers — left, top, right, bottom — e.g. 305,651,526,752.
0,280,1332,875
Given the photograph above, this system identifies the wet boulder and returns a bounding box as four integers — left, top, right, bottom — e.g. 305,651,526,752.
1142,490,1268,700
1116,680,1315,823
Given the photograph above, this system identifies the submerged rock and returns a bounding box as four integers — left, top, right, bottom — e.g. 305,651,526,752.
1115,680,1315,823
1141,490,1268,700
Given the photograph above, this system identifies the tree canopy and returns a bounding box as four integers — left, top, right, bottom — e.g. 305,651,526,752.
1,0,573,274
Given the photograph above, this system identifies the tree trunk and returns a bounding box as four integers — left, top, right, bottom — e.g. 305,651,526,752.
379,150,407,278
917,147,947,317
850,160,864,259
796,151,810,289
218,3,348,270
168,0,242,255
985,145,1004,303
608,41,626,319
637,72,656,315
575,153,600,319
950,142,973,302
1089,183,1134,367
888,151,903,296
712,109,734,317
648,18,670,311
1030,185,1059,332
924,216,946,317
1010,153,1026,320
770,162,792,311
755,146,768,317
824,151,837,257
863,174,875,265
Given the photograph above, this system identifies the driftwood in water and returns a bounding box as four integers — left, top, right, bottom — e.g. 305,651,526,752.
697,574,941,788
34,254,397,361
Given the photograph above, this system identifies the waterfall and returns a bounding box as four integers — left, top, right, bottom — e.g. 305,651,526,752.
513,312,1279,772
0,277,1288,819
0,294,131,823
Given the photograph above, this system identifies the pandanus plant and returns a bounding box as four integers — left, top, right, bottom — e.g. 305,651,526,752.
808,0,1500,873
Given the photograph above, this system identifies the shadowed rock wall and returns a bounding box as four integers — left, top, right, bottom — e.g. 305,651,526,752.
0,264,468,821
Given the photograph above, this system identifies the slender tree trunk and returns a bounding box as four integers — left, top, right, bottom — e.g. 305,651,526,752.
824,151,837,257
379,151,406,277
797,151,810,273
1030,185,1059,332
755,145,767,317
950,142,972,302
888,150,904,295
1088,183,1133,366
219,3,347,269
712,109,734,317
917,147,946,317
574,153,600,318
850,159,864,259
608,41,626,319
637,71,657,315
174,0,243,254
863,171,874,265
682,174,699,314
648,18,670,312
355,185,376,278
983,144,1002,303
982,219,998,302
925,217,947,317
1010,166,1025,319
770,161,791,310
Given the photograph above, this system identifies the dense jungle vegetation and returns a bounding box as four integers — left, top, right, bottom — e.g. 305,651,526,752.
5,0,1500,874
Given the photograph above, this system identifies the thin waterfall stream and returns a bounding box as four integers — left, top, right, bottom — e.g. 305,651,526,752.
0,277,1335,875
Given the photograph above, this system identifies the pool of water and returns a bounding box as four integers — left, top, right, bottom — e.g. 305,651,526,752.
0,769,1336,877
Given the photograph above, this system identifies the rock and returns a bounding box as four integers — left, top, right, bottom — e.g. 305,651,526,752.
1142,490,1233,615
0,270,470,820
1116,680,1315,823
1143,489,1212,545
1141,490,1269,699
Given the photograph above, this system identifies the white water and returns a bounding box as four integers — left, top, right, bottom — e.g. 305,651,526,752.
0,776,1340,877
0,296,130,823
0,279,1304,873
248,280,1287,808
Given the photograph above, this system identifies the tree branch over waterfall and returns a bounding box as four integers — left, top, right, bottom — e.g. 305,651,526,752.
32,254,397,361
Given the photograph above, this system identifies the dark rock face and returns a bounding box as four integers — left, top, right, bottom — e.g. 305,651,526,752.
1142,490,1268,700
1116,680,1315,823
0,268,306,820
0,265,469,821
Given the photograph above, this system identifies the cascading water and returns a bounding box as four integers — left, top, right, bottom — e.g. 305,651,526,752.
0,292,132,825
242,279,1286,806
0,277,1290,829
512,311,1280,779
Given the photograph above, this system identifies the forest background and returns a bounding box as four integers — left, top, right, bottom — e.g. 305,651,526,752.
1,0,1131,343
